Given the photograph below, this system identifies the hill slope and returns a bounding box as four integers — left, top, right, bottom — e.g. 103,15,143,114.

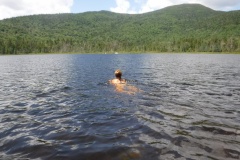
0,4,240,54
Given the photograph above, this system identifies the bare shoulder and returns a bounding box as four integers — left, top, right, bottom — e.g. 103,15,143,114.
109,79,118,84
109,79,126,84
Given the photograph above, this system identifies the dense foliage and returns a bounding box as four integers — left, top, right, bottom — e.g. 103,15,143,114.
0,4,240,54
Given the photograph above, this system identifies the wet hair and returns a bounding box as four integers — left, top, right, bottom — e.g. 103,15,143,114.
115,69,122,78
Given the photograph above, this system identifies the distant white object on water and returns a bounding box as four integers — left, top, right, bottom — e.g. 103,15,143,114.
115,52,118,54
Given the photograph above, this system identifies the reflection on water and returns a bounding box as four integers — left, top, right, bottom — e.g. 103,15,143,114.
0,54,240,160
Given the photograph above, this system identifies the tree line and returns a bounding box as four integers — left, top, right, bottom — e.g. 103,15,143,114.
0,4,240,54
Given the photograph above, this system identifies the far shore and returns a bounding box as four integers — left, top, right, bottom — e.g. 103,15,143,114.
1,51,240,56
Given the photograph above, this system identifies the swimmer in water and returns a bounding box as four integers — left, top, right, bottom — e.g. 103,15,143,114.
109,69,141,94
109,69,126,84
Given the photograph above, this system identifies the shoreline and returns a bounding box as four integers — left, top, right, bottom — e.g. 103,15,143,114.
1,51,240,56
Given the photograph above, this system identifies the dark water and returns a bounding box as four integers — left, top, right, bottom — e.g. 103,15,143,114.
0,54,240,160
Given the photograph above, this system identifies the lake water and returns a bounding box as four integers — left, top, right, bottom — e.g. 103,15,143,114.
0,54,240,160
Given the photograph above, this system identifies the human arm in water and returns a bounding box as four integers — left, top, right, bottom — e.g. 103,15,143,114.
109,79,141,94
109,69,141,94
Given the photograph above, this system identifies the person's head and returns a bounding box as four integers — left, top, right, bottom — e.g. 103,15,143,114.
115,69,122,79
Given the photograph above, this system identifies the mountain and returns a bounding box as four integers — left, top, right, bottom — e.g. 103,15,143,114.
0,4,240,54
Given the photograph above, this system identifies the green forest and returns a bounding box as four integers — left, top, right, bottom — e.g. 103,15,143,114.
0,4,240,54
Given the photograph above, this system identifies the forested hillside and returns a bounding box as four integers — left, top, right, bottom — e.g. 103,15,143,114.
0,4,240,54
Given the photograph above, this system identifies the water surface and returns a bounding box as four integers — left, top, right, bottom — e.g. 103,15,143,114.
0,54,240,160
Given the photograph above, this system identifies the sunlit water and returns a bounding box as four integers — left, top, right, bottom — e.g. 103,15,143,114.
0,54,240,160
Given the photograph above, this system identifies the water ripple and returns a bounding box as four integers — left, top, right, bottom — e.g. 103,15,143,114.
0,54,240,160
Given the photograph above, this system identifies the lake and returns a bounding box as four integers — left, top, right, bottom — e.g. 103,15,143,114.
0,53,240,160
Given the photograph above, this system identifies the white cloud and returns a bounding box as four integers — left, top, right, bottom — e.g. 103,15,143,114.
140,0,173,13
143,0,240,12
110,0,131,13
191,0,240,10
0,0,73,20
111,0,240,14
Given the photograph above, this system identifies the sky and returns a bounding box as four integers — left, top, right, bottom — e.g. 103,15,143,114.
1,0,240,20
